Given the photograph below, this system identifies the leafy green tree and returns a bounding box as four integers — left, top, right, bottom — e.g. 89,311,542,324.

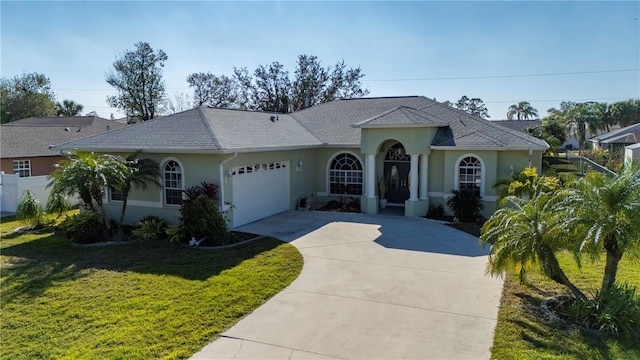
0,72,57,122
559,166,640,293
48,151,128,226
507,101,539,120
116,151,161,224
481,175,588,301
446,96,490,118
56,99,84,116
106,42,167,121
187,72,237,108
190,54,369,113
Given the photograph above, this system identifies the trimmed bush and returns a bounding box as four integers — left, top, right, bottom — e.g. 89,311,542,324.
59,212,106,244
180,195,229,246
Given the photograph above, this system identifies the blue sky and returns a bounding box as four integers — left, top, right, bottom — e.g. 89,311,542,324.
2,1,639,119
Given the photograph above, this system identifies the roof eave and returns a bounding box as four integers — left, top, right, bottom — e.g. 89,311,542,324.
352,123,447,129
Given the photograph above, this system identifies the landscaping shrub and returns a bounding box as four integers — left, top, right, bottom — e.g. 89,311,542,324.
426,204,445,219
182,181,219,203
568,283,640,339
446,189,483,223
59,212,106,244
133,217,167,241
16,190,46,228
178,195,229,246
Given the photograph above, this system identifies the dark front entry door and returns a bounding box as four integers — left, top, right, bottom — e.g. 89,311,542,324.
384,162,410,203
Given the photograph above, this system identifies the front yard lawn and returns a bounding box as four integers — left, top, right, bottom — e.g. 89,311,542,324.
0,216,303,359
491,252,640,359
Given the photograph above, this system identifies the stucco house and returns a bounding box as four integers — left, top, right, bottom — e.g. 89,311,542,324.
1,116,127,177
54,96,548,227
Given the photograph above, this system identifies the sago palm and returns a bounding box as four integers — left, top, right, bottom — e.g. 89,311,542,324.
48,151,128,224
558,165,640,293
117,151,161,224
481,178,587,301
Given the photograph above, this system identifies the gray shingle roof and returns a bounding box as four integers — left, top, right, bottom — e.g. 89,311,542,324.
1,116,127,158
590,123,640,142
54,96,548,153
55,108,322,153
491,120,542,133
354,106,448,128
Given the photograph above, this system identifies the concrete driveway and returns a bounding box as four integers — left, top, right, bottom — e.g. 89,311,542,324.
191,211,503,359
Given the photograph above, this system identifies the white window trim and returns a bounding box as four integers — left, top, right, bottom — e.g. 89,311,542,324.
13,159,31,177
454,154,485,197
109,187,124,203
326,151,364,196
161,157,185,207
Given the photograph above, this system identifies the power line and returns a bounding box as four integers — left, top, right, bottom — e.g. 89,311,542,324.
365,69,640,82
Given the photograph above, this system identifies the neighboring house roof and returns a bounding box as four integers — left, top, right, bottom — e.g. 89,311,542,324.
590,123,640,144
54,96,548,153
491,120,542,133
1,116,127,158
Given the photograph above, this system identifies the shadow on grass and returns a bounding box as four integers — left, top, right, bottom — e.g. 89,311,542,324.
1,231,284,303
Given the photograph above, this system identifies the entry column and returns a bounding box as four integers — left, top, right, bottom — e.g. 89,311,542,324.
362,153,378,215
409,154,419,201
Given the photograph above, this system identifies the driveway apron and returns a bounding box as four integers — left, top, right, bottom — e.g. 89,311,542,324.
191,211,503,359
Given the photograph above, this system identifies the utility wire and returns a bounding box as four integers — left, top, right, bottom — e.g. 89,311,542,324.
364,69,640,82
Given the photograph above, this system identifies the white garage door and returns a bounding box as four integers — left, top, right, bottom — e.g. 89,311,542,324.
231,161,290,227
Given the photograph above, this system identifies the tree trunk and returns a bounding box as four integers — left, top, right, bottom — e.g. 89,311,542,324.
120,193,129,225
601,236,623,293
538,244,588,302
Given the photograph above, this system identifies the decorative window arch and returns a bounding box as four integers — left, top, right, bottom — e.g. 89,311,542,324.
162,159,184,205
328,152,363,195
455,155,484,196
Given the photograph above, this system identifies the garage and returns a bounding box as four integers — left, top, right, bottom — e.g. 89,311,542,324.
231,161,291,227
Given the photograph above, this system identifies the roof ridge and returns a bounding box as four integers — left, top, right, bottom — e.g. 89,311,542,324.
197,107,223,150
287,111,324,144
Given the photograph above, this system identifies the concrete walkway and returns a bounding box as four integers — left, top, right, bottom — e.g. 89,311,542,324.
191,211,503,359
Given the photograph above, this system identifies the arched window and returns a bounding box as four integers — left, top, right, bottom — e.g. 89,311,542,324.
163,160,183,205
457,156,482,196
329,153,363,195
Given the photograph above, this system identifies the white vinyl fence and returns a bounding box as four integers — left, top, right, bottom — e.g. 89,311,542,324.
0,173,51,213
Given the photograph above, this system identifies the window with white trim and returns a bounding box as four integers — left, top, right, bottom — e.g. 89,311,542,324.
13,160,31,177
109,187,123,202
163,160,183,205
329,153,363,195
458,156,482,196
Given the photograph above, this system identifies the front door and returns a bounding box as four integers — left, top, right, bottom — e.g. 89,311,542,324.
384,143,411,204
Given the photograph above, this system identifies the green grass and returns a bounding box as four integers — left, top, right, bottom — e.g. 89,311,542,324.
0,215,303,359
491,252,640,360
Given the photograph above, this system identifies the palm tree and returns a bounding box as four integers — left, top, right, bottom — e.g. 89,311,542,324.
48,151,127,225
116,151,161,224
56,99,84,116
507,101,539,120
481,177,587,301
558,165,640,293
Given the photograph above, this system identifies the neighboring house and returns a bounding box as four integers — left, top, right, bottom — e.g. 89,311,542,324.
54,96,548,227
0,116,127,212
624,143,640,167
1,116,127,177
589,123,640,151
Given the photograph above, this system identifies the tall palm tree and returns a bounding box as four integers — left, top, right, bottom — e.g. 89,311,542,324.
116,151,161,224
48,151,127,225
481,177,587,301
56,99,84,116
558,165,640,293
481,176,587,301
507,101,539,120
